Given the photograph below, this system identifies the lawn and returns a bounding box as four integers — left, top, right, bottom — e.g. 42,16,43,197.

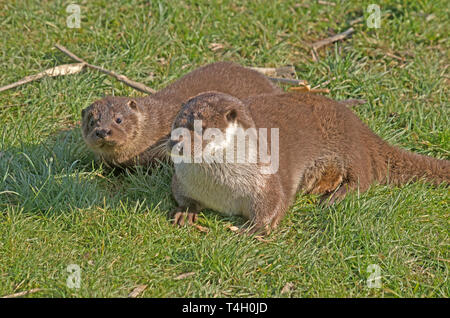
0,0,448,297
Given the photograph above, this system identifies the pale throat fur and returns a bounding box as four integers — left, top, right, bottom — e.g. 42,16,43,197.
172,119,267,218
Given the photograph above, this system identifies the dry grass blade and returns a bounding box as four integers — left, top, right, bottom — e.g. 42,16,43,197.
227,225,240,232
311,27,355,50
174,272,196,280
128,284,147,298
338,99,367,107
281,282,295,295
209,42,225,51
436,258,450,263
254,235,273,243
193,223,209,233
318,0,336,6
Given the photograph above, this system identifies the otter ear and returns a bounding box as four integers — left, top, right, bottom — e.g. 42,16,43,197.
127,99,139,112
225,109,238,123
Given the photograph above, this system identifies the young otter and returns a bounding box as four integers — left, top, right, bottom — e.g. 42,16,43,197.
167,91,449,233
81,62,282,168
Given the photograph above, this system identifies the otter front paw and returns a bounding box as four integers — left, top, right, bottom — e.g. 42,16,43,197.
236,222,271,237
170,209,198,226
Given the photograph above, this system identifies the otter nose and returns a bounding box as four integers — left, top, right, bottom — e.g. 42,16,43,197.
96,128,111,139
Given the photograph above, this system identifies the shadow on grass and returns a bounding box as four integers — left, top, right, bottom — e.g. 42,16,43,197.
0,127,174,217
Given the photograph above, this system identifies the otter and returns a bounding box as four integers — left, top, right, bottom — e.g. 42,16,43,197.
167,91,449,233
81,62,282,168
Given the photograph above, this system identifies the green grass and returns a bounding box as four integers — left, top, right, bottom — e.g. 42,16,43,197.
0,0,449,297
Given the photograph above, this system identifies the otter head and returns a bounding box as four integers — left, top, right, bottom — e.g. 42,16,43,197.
167,91,255,164
81,96,144,159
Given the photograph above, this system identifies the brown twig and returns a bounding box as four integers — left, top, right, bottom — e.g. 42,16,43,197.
0,63,85,93
311,27,355,50
349,16,364,25
54,44,156,94
2,288,42,298
384,52,406,62
1,44,311,94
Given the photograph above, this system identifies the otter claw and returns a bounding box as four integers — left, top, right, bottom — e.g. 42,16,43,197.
235,223,271,237
171,211,198,226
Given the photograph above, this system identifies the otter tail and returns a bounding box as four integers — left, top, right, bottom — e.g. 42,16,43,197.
382,146,450,186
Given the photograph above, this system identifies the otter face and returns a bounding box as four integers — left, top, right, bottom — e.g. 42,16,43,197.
81,96,143,155
167,92,254,163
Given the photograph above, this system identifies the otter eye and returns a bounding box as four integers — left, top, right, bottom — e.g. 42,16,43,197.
116,117,122,124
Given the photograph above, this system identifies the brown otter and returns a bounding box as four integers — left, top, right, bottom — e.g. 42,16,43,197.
81,62,282,168
167,91,449,233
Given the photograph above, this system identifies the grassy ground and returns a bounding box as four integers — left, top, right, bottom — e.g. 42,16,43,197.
0,0,448,297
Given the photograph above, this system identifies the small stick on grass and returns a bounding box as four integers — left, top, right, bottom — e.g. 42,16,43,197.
2,44,312,94
349,16,364,25
0,63,85,93
311,27,355,51
55,44,156,94
2,288,42,298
